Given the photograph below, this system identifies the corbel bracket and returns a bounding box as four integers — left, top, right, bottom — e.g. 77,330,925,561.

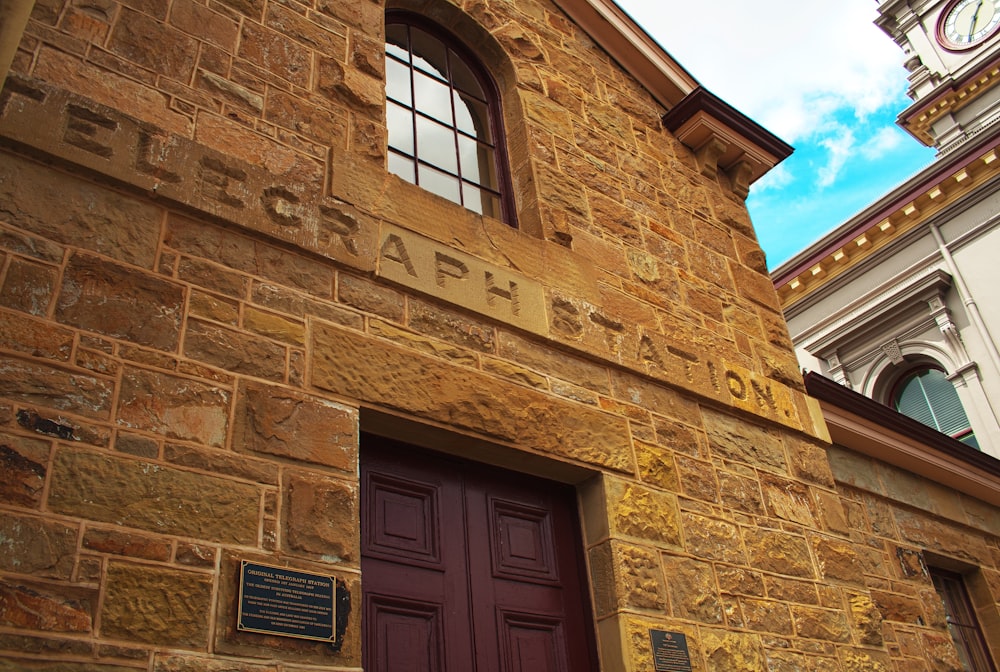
662,87,792,199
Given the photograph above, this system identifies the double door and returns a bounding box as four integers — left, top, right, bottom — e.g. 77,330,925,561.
361,436,598,671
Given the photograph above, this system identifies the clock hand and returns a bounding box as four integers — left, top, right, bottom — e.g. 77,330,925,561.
969,0,985,39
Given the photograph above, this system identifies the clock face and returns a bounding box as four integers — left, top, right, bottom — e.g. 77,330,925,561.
939,0,1000,49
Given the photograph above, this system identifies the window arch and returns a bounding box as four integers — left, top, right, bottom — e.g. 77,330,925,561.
385,11,516,226
890,365,979,448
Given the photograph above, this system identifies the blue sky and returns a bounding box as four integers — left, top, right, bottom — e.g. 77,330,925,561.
614,0,938,268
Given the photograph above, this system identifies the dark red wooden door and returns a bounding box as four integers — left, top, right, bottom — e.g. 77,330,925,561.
361,435,598,672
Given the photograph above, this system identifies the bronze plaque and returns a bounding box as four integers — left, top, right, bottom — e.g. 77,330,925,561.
649,629,692,672
238,561,336,641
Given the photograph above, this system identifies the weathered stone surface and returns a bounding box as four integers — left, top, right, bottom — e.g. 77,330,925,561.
117,366,230,447
701,629,766,672
183,318,288,381
243,307,305,346
633,440,679,490
108,8,198,81
743,528,814,578
283,470,358,564
56,252,185,351
740,597,793,635
311,321,634,472
0,580,94,633
0,437,48,507
791,605,851,642
681,512,745,564
154,653,278,671
239,23,311,88
82,528,172,561
703,407,787,473
761,473,815,526
0,151,163,268
0,257,58,316
0,513,77,578
337,272,404,322
839,648,891,672
101,561,212,647
717,470,765,514
0,310,73,361
605,479,681,547
0,355,114,419
849,594,883,645
611,541,667,611
662,555,722,623
812,536,865,586
233,380,357,471
48,448,259,544
165,443,278,485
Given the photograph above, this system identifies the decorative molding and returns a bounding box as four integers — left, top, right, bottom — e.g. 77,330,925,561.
662,88,793,199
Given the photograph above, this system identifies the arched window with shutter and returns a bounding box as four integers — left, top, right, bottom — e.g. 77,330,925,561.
891,366,979,448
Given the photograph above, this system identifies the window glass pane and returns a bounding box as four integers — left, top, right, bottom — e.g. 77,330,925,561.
386,57,412,106
385,24,409,61
459,136,498,189
450,54,483,99
411,28,448,80
418,163,461,203
455,93,490,139
413,69,453,124
388,152,416,183
387,101,414,156
462,183,501,219
416,116,458,173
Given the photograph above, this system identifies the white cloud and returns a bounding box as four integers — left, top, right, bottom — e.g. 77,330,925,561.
816,127,856,187
859,126,905,160
614,0,907,140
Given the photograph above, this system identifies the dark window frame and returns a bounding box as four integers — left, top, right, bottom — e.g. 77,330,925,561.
930,567,997,672
385,10,518,227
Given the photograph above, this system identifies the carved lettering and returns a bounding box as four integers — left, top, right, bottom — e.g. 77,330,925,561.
726,371,747,400
262,186,303,227
485,272,519,315
198,156,247,209
434,252,469,287
639,335,666,370
319,204,360,256
751,379,778,414
135,126,182,184
706,360,720,394
64,104,117,158
550,298,583,338
380,234,416,277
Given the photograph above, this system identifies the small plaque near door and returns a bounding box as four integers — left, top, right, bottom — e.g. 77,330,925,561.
238,561,336,641
649,629,693,672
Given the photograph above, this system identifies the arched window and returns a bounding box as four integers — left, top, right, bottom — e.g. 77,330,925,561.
385,11,515,225
891,366,979,448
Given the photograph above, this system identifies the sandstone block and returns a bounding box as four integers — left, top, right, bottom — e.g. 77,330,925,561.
117,366,230,447
0,580,95,633
761,473,815,526
604,478,681,547
311,321,635,472
0,438,48,507
700,629,766,672
0,310,73,362
0,354,114,419
743,528,814,578
183,318,287,381
681,512,745,564
702,406,787,473
740,597,793,635
108,8,198,81
56,252,185,351
283,470,358,564
239,23,310,88
337,272,405,322
791,605,851,642
165,443,279,485
0,151,163,268
82,527,172,562
101,561,212,647
661,554,723,623
812,536,865,586
0,257,57,316
48,448,260,544
234,380,357,471
0,512,77,578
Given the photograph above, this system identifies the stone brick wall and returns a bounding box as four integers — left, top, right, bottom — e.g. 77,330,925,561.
0,0,994,669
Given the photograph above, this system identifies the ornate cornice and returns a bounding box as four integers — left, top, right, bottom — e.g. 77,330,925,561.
774,127,1000,308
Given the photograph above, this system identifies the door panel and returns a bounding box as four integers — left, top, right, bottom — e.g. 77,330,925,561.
361,436,597,672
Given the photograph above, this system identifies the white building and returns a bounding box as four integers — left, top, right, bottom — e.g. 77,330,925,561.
774,0,1000,459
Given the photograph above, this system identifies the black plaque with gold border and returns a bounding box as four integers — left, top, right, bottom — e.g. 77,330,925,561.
238,560,336,642
649,629,693,672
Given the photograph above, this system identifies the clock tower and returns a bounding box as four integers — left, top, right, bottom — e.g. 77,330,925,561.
877,0,1000,153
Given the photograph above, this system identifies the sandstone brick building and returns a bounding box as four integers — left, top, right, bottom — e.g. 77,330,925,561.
0,0,998,669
